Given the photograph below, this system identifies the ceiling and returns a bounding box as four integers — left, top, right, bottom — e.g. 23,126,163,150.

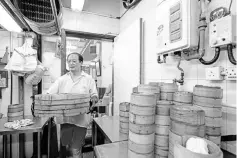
61,0,120,18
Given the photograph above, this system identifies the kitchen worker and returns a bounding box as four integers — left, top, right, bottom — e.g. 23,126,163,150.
46,52,98,158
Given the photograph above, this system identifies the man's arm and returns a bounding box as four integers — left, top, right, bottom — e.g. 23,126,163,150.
89,78,99,109
47,79,60,94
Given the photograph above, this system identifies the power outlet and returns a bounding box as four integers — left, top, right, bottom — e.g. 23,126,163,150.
205,67,224,80
226,67,236,80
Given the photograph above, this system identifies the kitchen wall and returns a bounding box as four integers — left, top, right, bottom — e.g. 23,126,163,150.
98,41,113,88
118,0,236,153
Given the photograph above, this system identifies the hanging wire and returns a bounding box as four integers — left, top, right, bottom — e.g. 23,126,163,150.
229,0,233,13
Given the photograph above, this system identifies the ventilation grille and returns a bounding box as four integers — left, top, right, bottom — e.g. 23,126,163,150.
12,0,60,23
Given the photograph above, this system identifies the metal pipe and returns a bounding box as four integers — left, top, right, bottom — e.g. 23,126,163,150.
173,56,184,85
50,0,61,35
199,47,220,65
227,44,236,65
140,18,144,84
183,0,207,60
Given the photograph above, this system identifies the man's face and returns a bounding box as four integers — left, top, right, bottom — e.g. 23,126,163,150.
67,54,82,72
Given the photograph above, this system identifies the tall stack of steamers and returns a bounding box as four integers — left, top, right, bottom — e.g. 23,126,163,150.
128,92,156,158
154,83,177,158
193,85,223,146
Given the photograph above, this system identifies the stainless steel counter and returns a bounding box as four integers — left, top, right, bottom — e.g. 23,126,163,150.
94,141,128,158
92,116,128,146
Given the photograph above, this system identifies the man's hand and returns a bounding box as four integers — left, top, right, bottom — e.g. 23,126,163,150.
90,96,98,111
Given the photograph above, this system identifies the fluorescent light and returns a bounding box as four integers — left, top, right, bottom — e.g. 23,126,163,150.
0,4,22,33
71,0,85,11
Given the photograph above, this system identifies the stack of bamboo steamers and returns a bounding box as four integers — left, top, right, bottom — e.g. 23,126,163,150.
119,102,130,134
33,94,91,117
193,85,223,146
128,84,159,158
154,83,177,158
7,104,24,121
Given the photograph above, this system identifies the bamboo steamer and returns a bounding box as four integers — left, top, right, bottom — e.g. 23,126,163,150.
205,117,222,127
205,135,221,146
34,98,90,105
173,135,223,158
34,94,91,117
120,116,129,123
193,85,223,99
206,127,221,136
35,93,90,100
155,125,170,136
169,130,182,156
149,82,164,87
128,149,154,158
173,91,193,103
193,95,222,107
129,122,155,134
155,148,168,157
34,94,90,105
120,111,129,117
130,104,155,115
128,140,154,154
8,107,24,113
156,101,173,116
129,131,154,145
155,134,169,147
173,101,193,106
160,92,173,101
34,103,90,111
155,115,170,126
137,84,161,100
129,113,155,125
8,104,24,113
8,116,24,122
170,120,205,137
120,122,129,129
137,84,160,93
155,145,169,151
194,105,222,117
130,93,157,106
7,111,24,117
193,100,222,108
170,105,205,125
160,83,178,93
119,102,130,112
155,147,168,157
8,104,24,121
120,128,129,134
155,145,169,158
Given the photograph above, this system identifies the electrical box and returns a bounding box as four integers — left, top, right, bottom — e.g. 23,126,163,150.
205,67,224,81
156,0,200,55
209,15,236,47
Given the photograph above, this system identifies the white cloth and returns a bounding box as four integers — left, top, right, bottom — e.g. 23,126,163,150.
4,37,37,74
186,137,209,155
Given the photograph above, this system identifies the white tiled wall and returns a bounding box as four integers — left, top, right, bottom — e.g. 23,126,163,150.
119,0,236,137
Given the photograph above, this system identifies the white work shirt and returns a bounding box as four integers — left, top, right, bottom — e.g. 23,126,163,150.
47,71,98,98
